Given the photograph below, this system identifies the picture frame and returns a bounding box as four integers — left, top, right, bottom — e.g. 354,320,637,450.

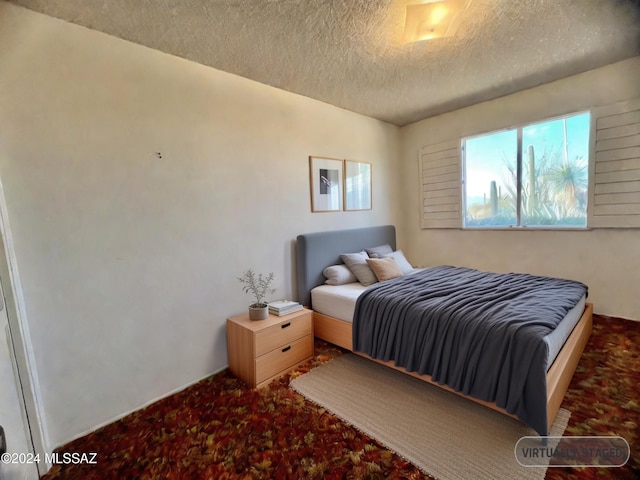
344,160,372,211
309,156,344,212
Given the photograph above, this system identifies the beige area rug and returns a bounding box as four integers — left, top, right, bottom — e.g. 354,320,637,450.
290,354,570,480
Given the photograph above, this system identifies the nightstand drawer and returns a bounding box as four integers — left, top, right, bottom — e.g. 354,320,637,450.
255,335,313,383
255,314,312,356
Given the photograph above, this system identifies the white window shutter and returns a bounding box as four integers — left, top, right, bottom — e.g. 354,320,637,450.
420,139,461,228
589,98,640,228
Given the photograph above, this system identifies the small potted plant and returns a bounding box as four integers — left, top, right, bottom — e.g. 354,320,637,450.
238,269,276,320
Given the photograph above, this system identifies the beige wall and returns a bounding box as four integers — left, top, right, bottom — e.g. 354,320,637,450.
0,3,400,450
1,0,638,459
400,57,640,321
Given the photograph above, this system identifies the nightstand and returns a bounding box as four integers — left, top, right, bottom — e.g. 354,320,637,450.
226,308,313,388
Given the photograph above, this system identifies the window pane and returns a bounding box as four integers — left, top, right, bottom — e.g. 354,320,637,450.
462,111,590,229
522,112,589,227
463,130,518,227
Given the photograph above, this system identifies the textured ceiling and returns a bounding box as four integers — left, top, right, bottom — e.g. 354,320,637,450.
8,0,640,126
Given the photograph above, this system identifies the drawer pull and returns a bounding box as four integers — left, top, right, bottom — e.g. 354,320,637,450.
282,345,291,353
281,322,291,329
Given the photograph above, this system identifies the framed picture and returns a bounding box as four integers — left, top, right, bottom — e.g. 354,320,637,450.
309,156,343,212
344,160,372,211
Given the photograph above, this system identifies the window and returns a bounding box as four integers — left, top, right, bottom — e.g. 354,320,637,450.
421,99,639,230
462,112,591,228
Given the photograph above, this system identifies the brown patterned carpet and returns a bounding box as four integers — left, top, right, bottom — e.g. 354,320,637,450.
43,314,639,480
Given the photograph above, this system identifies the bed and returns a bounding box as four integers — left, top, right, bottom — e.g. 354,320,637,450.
296,225,593,435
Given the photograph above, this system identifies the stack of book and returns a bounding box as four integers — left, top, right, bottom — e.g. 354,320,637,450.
268,300,303,316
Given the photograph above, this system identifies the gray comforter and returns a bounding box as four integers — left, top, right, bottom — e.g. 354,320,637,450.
352,266,588,435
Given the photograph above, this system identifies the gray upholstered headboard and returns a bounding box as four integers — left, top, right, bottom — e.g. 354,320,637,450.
296,225,396,307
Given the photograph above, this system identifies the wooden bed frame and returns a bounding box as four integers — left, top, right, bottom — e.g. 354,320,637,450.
296,225,593,433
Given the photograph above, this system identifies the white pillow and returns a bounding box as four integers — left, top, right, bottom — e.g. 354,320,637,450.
384,250,414,274
323,264,358,285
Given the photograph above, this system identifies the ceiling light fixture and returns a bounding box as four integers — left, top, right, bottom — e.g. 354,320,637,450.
402,0,472,43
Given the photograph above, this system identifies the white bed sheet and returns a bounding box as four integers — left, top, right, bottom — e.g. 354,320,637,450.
311,283,586,371
545,294,586,370
312,283,366,322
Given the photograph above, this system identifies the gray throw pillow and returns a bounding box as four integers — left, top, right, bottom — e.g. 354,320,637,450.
384,250,414,274
340,251,378,286
365,244,394,259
